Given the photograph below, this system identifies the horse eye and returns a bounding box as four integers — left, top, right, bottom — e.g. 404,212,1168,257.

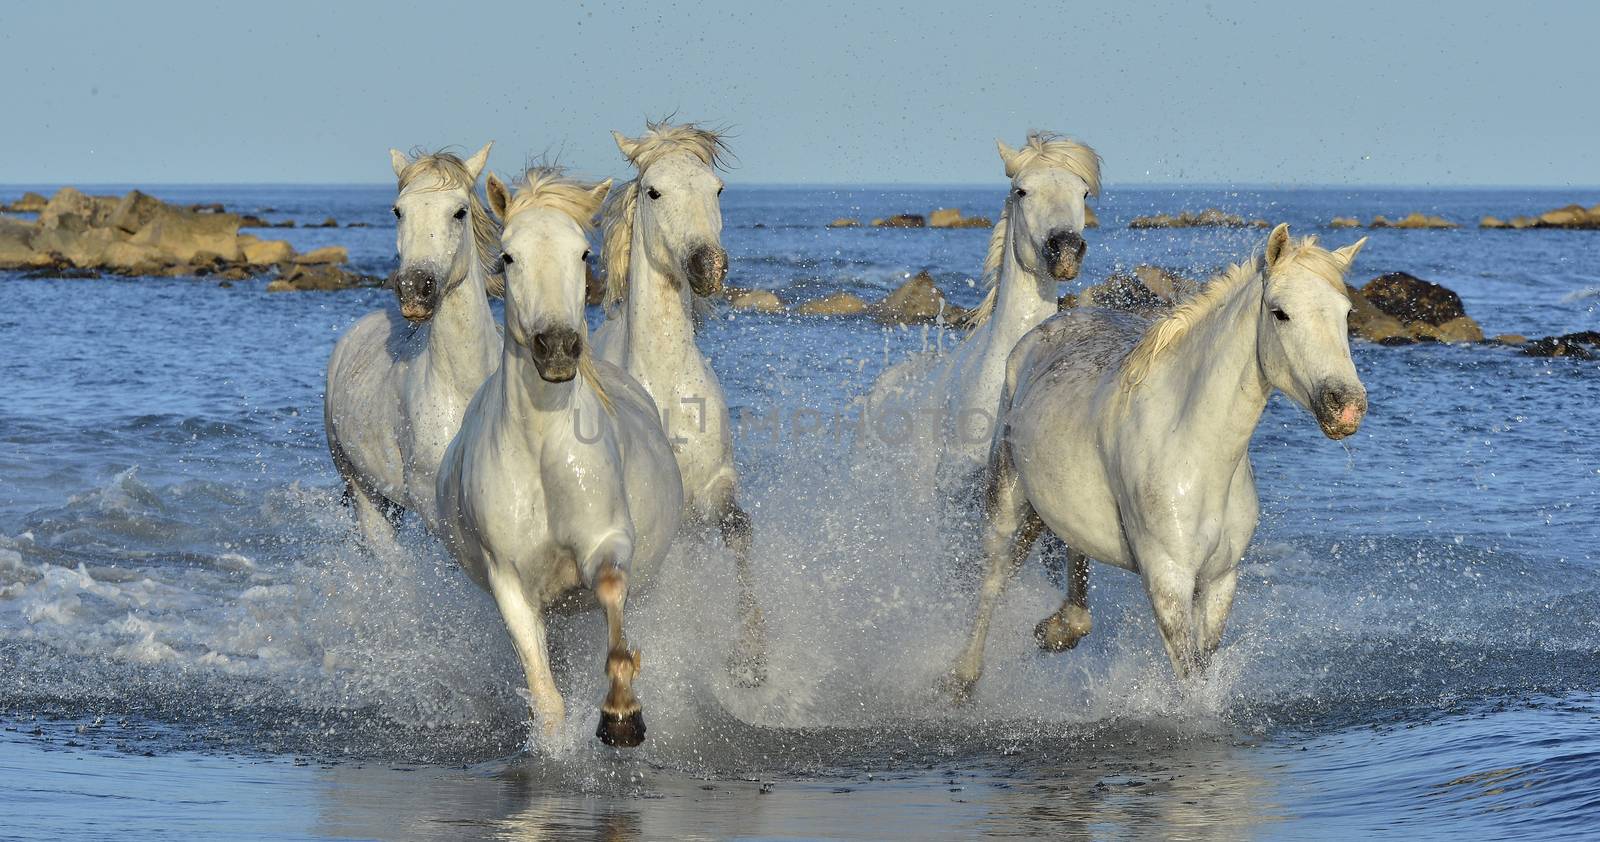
501,252,514,265
1014,188,1027,198
391,206,401,219
582,249,592,261
1271,308,1291,322
717,186,724,196
1084,191,1090,200
647,187,661,200
454,207,468,220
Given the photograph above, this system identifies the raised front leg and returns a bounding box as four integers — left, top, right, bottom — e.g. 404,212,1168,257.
944,445,1045,704
593,563,646,747
719,500,768,688
1034,547,1093,651
486,565,565,737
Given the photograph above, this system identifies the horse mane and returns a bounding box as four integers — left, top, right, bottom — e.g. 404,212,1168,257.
501,166,615,415
963,133,1102,329
600,121,731,310
396,150,504,295
1118,234,1348,391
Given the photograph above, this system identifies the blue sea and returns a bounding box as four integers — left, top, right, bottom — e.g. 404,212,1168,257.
2,184,1597,840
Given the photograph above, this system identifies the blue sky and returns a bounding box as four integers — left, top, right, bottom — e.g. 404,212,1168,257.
2,1,1594,186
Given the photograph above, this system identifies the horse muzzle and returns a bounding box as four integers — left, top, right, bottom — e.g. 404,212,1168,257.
1042,229,1087,281
685,244,727,296
1314,385,1367,440
394,267,441,323
529,327,582,383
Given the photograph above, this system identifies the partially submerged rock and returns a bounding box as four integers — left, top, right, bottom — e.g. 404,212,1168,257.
1356,272,1483,344
1128,208,1269,229
1330,217,1362,228
1370,212,1457,229
1521,331,1600,359
1480,203,1600,230
871,214,926,229
1075,266,1198,315
266,263,381,292
875,271,966,324
826,218,861,228
928,208,992,229
796,291,870,316
1,191,48,213
727,288,784,313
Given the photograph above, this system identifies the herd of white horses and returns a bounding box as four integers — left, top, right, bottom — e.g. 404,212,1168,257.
322,122,1371,747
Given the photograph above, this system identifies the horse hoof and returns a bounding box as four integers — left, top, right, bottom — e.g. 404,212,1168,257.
596,709,646,747
726,649,768,689
1034,608,1091,652
938,670,978,706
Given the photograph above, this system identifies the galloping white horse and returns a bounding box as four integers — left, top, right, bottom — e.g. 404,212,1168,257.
863,133,1100,489
947,224,1369,692
591,120,768,684
437,169,684,746
324,144,502,548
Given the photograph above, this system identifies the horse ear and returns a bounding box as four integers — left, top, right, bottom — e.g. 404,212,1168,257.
1265,222,1292,267
612,130,642,163
996,138,1020,176
389,149,408,179
589,177,614,205
1332,236,1369,268
485,173,510,219
464,142,493,181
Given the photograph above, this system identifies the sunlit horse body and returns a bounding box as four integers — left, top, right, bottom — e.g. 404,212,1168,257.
324,144,502,548
948,225,1369,691
862,133,1100,491
436,169,684,746
591,121,768,683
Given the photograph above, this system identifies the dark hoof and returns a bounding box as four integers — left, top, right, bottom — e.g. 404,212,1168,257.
596,709,646,747
938,670,978,706
727,650,768,689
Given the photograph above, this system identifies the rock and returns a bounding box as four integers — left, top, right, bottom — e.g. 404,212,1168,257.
1084,206,1099,229
309,217,339,228
1128,208,1267,229
1414,315,1485,344
128,207,243,263
269,264,381,292
928,208,962,228
1474,203,1600,230
1330,217,1361,228
796,292,869,316
1360,272,1469,326
1372,212,1457,230
1344,284,1410,343
871,214,925,229
1132,265,1196,301
3,191,48,213
1494,334,1527,346
728,289,785,313
242,237,294,265
346,222,371,228
188,202,228,214
1521,332,1599,359
0,216,41,267
291,245,347,265
28,225,127,268
105,190,167,234
38,187,116,229
99,240,170,274
1480,216,1507,229
826,218,861,228
1080,273,1168,314
1538,205,1588,227
875,271,964,324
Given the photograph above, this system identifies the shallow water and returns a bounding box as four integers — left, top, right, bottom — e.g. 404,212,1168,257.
1,184,1597,839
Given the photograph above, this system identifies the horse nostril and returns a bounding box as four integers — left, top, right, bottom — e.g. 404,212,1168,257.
563,335,580,357
533,333,550,356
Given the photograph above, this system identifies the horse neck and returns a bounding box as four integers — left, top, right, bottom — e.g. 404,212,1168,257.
619,217,699,365
1138,273,1272,460
496,343,599,440
425,254,498,380
986,223,1057,344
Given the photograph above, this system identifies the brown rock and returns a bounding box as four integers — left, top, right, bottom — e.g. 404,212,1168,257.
1344,284,1410,343
129,207,243,263
796,292,869,316
100,240,170,274
871,214,925,228
1383,212,1457,230
1494,334,1528,346
106,190,167,234
291,245,348,265
1522,332,1600,359
928,208,962,228
309,217,339,228
3,191,48,213
1084,206,1099,228
1479,216,1507,229
826,218,861,228
1360,272,1468,327
728,289,784,313
1414,315,1484,344
875,271,964,324
240,237,293,266
269,264,381,292
0,216,40,267
38,187,116,229
1129,208,1265,229
1330,217,1361,228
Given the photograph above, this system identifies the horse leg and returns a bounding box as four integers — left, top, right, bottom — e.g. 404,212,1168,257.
1139,560,1201,679
330,435,402,552
1193,567,1239,672
594,563,646,747
718,500,768,688
486,566,565,736
1034,548,1093,651
943,448,1045,703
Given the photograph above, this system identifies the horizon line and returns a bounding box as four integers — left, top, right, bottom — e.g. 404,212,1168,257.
4,181,1600,193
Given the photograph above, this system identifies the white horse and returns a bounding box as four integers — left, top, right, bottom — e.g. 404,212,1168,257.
591,120,768,684
862,132,1100,490
437,169,684,746
947,224,1369,693
324,144,502,548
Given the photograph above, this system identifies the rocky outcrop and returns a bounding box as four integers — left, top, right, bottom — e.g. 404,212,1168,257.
1520,331,1600,359
1085,206,1099,229
1354,272,1483,344
1128,208,1269,229
875,271,967,324
1370,212,1457,229
727,288,785,313
0,187,346,287
826,218,861,228
928,208,992,229
1075,265,1198,315
796,292,870,316
266,264,382,292
1481,203,1600,230
871,214,926,229
1330,217,1362,228
1,191,48,213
